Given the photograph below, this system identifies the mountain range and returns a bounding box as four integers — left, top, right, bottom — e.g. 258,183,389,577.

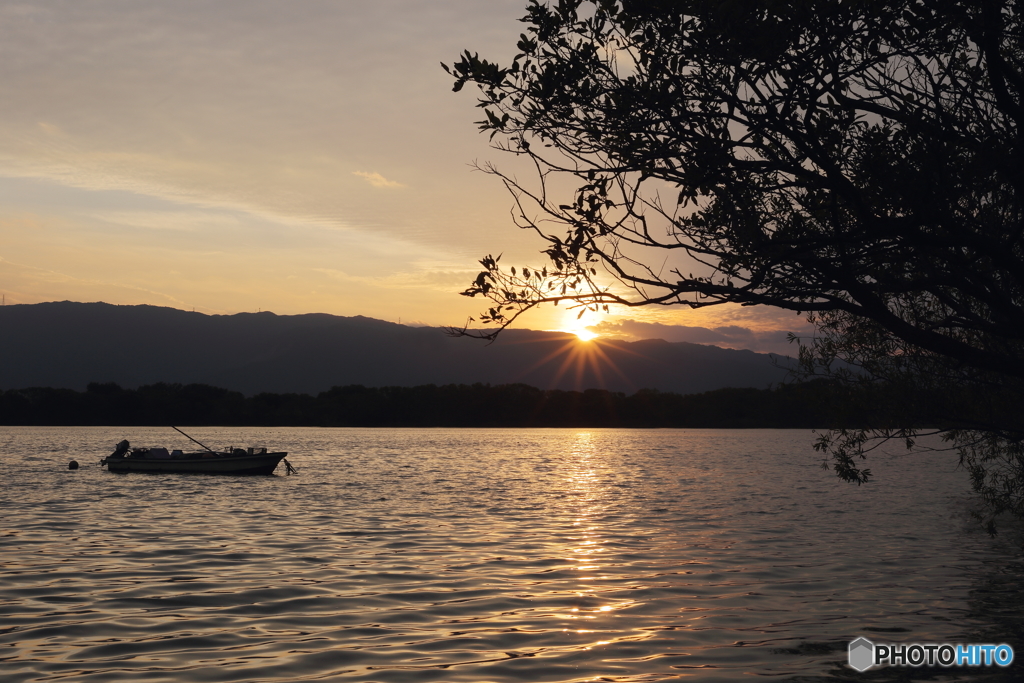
0,302,795,395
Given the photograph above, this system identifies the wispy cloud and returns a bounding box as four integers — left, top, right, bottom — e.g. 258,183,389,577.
353,171,405,188
590,319,811,356
312,266,477,291
0,255,197,310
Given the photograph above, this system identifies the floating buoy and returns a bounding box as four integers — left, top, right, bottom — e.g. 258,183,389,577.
68,460,79,470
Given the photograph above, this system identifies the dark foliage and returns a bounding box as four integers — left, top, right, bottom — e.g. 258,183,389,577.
0,380,849,428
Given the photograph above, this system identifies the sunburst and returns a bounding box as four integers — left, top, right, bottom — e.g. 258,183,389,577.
559,308,602,342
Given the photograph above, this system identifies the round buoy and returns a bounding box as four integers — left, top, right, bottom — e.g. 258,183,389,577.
68,460,79,470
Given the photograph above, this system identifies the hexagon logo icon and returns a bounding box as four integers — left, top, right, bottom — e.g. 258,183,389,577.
848,637,874,672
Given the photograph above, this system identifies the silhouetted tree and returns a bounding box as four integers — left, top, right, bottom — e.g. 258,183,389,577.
0,382,840,428
446,0,1024,514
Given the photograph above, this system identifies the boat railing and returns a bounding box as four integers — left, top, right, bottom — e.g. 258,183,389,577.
114,445,278,461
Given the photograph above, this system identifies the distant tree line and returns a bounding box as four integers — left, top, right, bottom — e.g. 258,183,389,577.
0,380,863,428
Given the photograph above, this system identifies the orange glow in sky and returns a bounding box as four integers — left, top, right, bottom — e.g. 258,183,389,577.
0,1,805,352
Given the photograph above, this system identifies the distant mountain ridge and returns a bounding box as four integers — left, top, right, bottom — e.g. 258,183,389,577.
0,302,794,394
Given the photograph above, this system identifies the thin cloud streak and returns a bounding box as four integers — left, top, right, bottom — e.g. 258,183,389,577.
353,171,405,189
590,319,811,356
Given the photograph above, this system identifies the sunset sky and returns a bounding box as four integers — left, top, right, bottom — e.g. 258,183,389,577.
0,0,810,355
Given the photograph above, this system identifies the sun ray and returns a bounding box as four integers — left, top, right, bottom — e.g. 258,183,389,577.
584,341,636,388
513,334,580,378
549,341,589,389
495,323,653,397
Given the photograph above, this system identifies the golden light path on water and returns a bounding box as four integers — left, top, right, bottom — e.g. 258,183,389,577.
563,432,643,654
2,427,1022,682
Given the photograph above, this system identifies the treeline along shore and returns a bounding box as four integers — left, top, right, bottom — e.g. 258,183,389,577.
0,380,863,428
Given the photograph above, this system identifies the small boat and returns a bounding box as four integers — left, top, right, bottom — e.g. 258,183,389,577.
101,438,291,475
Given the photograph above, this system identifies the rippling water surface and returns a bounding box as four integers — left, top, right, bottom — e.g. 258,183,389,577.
2,427,1022,682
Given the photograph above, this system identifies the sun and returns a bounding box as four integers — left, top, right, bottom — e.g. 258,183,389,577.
559,308,602,342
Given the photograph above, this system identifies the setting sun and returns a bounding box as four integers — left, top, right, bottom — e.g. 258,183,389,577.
559,308,603,342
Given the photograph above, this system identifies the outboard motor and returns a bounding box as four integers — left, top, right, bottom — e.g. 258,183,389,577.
109,440,130,459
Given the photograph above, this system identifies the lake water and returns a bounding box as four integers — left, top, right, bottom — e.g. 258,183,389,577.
2,427,1022,682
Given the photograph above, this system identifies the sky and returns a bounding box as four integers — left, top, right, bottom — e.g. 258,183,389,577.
0,0,811,356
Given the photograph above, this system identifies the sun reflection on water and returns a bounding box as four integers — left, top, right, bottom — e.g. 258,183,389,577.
556,431,645,636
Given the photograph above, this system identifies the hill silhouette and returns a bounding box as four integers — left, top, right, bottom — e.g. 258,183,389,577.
0,302,793,394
